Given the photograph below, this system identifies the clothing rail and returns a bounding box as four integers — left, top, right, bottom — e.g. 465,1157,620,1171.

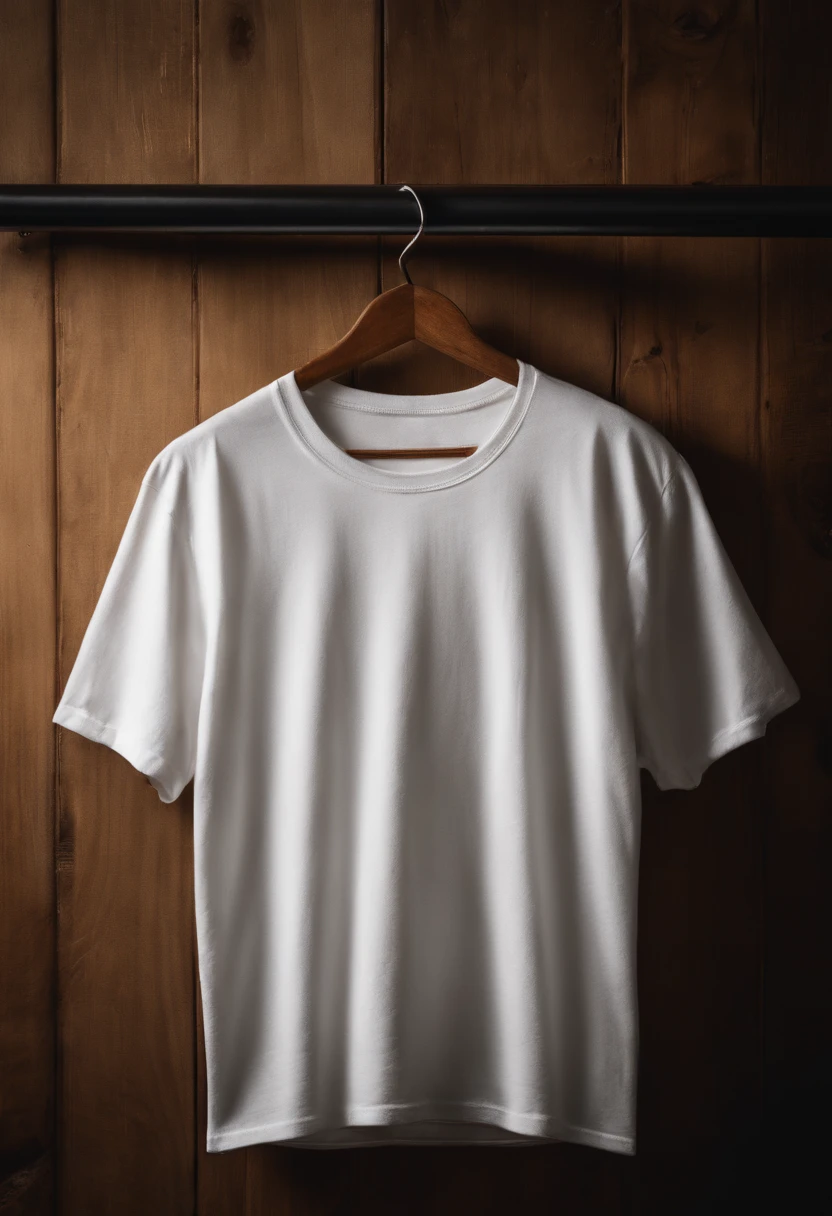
2,185,832,237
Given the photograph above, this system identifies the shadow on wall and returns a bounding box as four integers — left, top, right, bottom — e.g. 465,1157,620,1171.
691,1054,832,1212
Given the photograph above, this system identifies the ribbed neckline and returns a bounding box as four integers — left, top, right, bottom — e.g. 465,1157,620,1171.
271,361,537,494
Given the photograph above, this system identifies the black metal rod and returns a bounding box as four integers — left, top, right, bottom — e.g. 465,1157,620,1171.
2,185,832,236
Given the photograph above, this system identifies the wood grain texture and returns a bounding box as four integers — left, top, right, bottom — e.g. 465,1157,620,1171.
54,1,197,1212
0,4,55,1212
0,2,827,1213
54,248,198,1214
759,1,832,1205
385,0,619,184
57,0,195,183
378,0,620,411
623,0,758,186
0,0,54,184
621,3,766,1208
294,282,520,392
380,0,620,404
199,0,377,184
197,3,378,1211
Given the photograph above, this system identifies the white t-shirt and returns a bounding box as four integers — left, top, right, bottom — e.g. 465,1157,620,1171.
52,361,800,1155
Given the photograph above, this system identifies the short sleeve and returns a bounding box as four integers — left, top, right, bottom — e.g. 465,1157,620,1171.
627,453,800,792
52,460,206,804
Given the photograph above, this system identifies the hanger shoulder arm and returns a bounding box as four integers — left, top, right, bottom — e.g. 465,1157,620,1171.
294,285,415,390
412,287,519,385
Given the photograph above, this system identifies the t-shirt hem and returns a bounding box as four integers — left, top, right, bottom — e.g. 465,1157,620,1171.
205,1103,636,1155
52,701,180,804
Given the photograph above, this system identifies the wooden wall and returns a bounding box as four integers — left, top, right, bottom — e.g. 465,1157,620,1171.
1,2,830,1213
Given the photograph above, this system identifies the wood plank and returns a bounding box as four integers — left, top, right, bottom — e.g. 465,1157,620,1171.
381,0,620,406
385,1,619,184
55,2,197,1212
621,1,764,1210
381,0,619,400
199,0,377,184
57,0,195,183
382,3,627,1213
197,3,377,1212
0,3,55,1212
55,250,197,1216
759,1,832,1206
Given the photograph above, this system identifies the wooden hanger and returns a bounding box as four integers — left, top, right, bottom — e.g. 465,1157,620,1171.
293,186,519,460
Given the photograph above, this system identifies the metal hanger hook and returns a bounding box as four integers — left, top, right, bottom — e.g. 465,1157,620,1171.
397,185,424,286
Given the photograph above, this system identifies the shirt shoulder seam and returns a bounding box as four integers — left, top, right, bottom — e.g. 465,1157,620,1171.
625,454,683,576
142,453,198,567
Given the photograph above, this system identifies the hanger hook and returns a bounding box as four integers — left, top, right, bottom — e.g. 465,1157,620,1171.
397,185,424,286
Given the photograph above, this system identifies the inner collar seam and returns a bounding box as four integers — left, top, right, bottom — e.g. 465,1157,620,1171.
301,386,517,416
275,367,536,495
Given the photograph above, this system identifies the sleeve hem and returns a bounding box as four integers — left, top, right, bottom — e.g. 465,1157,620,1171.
644,683,801,792
52,701,182,804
